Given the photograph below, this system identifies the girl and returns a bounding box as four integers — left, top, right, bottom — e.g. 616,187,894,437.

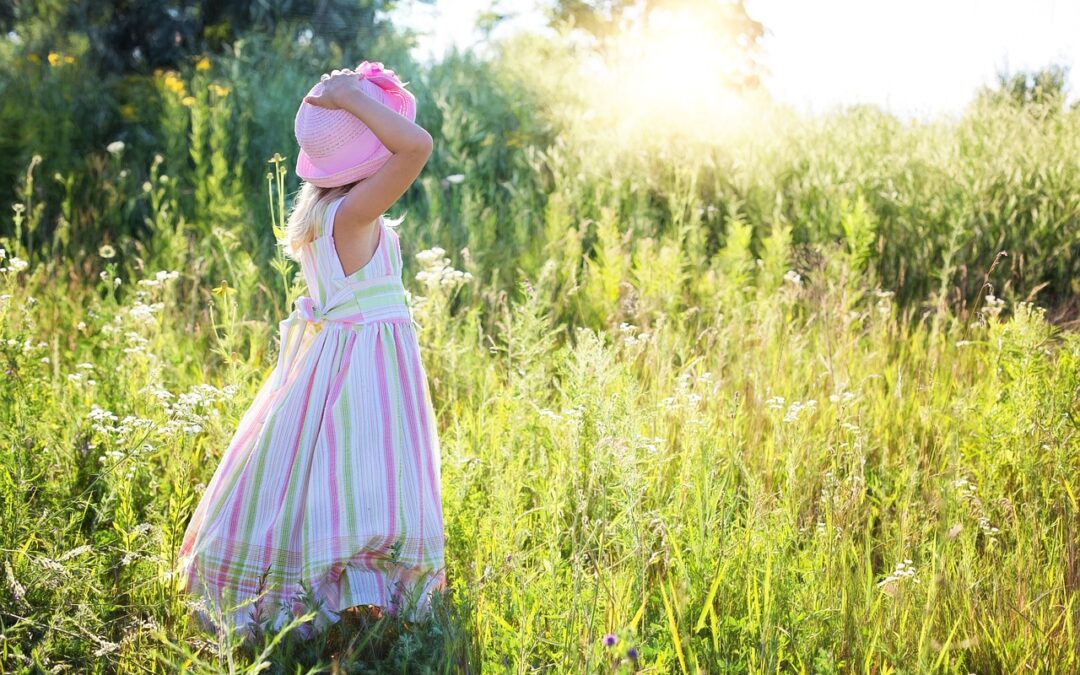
176,61,447,642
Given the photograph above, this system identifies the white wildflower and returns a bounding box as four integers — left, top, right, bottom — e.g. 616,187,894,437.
764,396,786,410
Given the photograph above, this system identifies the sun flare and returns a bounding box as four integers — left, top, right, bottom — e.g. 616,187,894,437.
577,5,763,144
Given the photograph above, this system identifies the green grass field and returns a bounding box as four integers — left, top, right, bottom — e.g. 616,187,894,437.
1,28,1079,674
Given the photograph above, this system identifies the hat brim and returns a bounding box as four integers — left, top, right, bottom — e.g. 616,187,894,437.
296,145,393,188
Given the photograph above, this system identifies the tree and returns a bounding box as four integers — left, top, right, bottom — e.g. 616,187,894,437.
2,0,404,75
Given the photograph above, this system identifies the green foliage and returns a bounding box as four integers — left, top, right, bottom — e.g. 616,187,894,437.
1,18,1079,675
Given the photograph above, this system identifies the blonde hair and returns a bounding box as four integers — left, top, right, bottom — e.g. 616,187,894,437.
281,179,405,261
281,180,356,260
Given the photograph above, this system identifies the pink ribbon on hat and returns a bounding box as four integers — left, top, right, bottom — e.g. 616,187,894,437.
355,61,407,92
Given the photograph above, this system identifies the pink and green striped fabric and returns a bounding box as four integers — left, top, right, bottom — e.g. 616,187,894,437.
177,195,446,639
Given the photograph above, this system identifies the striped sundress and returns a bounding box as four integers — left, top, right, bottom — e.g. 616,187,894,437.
177,195,446,639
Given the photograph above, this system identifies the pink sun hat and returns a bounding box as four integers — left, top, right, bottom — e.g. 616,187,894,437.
294,61,417,188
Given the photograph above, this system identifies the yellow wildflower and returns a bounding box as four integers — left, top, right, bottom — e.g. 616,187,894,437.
48,52,60,66
181,96,196,107
64,55,75,64
195,56,211,71
211,280,235,297
28,53,40,64
208,83,230,97
120,104,135,120
163,73,186,95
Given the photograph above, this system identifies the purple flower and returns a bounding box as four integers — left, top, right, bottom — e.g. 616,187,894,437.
626,646,639,661
603,633,617,647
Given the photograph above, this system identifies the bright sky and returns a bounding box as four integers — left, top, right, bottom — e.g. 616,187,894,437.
389,0,1080,118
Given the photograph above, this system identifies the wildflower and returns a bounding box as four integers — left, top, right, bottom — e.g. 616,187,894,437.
4,560,25,605
162,73,185,95
142,181,152,192
7,257,28,272
57,545,92,561
195,56,211,71
181,96,196,107
443,173,465,184
106,140,125,155
415,246,446,266
626,646,638,662
99,244,116,259
120,104,136,120
208,82,230,97
783,270,801,285
878,559,919,596
603,633,617,647
783,399,816,424
982,293,1005,319
48,51,60,66
414,247,472,291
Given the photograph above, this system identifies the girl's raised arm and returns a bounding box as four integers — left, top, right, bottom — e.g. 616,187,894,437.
304,68,433,229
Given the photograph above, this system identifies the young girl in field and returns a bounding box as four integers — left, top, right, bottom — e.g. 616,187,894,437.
176,61,446,642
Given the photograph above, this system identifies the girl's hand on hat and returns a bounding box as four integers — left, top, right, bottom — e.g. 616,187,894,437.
305,69,365,110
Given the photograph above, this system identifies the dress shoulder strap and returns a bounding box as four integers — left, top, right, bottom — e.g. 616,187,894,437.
386,219,403,276
317,195,347,240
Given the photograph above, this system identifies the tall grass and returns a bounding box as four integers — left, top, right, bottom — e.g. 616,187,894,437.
0,28,1078,674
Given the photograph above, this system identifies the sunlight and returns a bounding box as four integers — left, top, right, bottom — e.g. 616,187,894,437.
578,4,762,145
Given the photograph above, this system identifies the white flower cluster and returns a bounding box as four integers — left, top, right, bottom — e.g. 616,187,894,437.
123,331,150,354
660,370,707,411
982,293,1005,320
66,362,98,387
537,403,586,424
127,300,164,329
783,398,817,424
618,322,652,349
99,268,122,288
88,403,154,438
158,382,237,436
954,477,1001,537
100,297,165,341
828,390,857,405
878,559,919,593
136,270,180,287
874,289,895,318
783,270,802,286
414,246,473,292
0,245,28,273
